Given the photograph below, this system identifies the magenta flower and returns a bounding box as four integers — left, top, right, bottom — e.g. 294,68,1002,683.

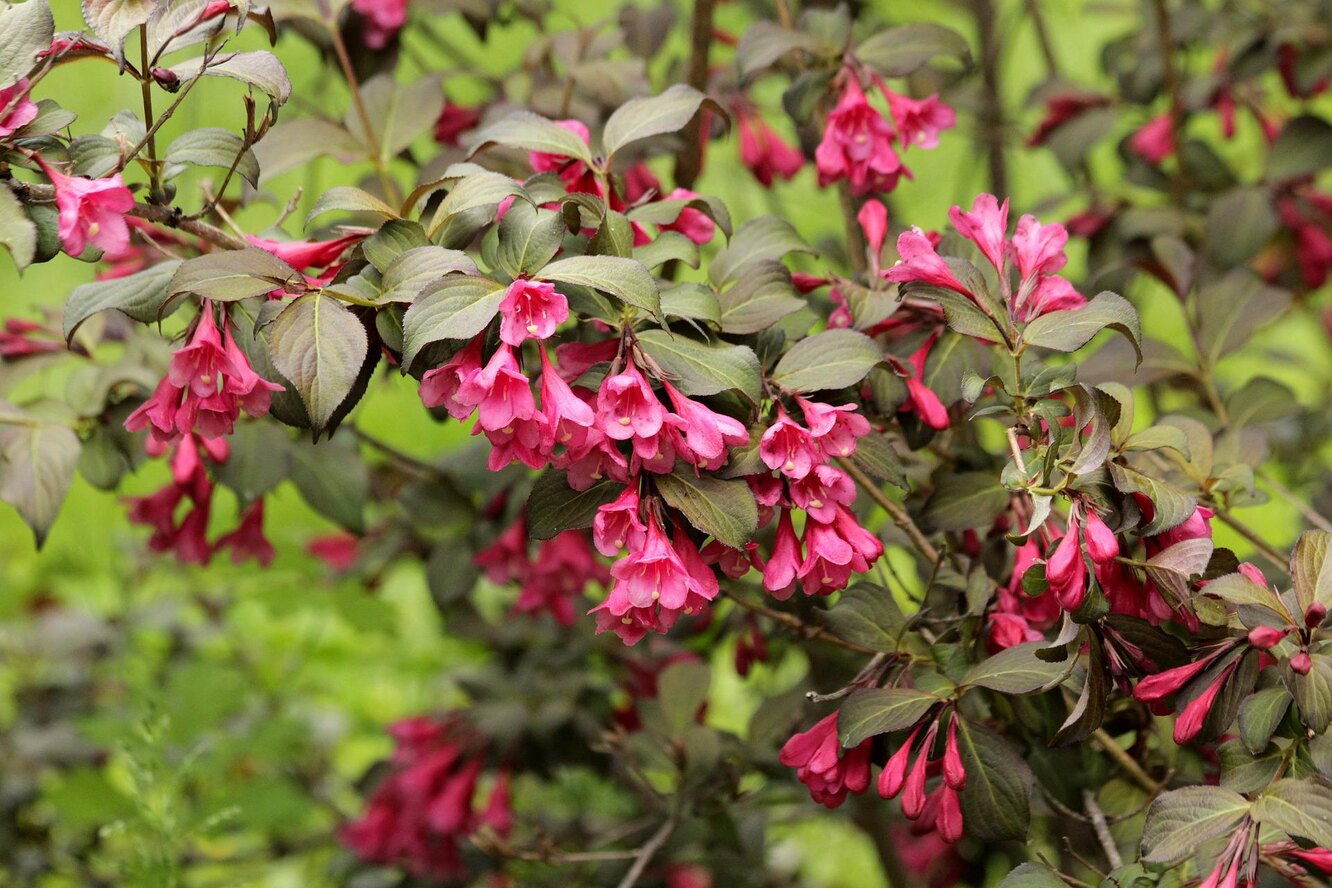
593,485,647,557
856,199,889,264
597,364,665,442
883,89,956,149
42,160,135,257
214,499,275,566
948,193,1009,271
0,80,38,137
902,336,950,431
738,109,805,186
799,398,870,458
884,227,973,297
456,344,536,432
498,279,569,346
352,0,407,48
537,345,594,451
814,78,903,196
759,411,820,479
246,232,364,271
1083,510,1119,563
779,712,872,808
474,516,530,586
420,338,486,420
798,518,855,595
434,102,483,146
662,380,748,465
1129,113,1175,164
1010,214,1069,280
762,509,802,599
606,515,697,611
658,188,716,245
1174,660,1239,744
1021,275,1086,320
788,465,855,524
515,531,608,626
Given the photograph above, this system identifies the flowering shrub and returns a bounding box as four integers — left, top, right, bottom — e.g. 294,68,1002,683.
2,0,1332,885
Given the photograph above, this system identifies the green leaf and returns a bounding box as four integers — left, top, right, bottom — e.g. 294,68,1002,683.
525,470,620,540
822,582,907,653
636,329,762,401
164,128,260,187
1204,187,1278,266
1023,292,1141,363
1289,530,1332,613
377,246,478,305
169,248,303,303
1238,687,1292,755
1108,463,1196,535
1195,270,1290,370
540,255,661,320
428,170,528,236
497,202,566,278
171,50,291,105
655,469,758,547
1140,785,1250,863
306,186,399,227
0,0,52,86
289,437,367,532
0,415,81,546
62,260,184,341
267,293,369,435
855,23,971,76
82,0,153,52
625,193,732,240
837,688,939,747
252,118,364,184
849,432,907,489
602,84,721,159
922,471,1010,532
400,276,507,370
0,185,36,269
955,718,1032,842
962,641,1075,694
995,864,1066,888
1123,424,1192,459
1252,779,1332,847
657,661,711,736
633,231,698,269
708,215,815,286
1290,653,1332,734
716,260,804,334
344,73,441,159
736,21,837,79
213,422,291,507
1266,115,1332,182
771,329,882,393
467,110,594,166
660,283,721,326
363,220,429,273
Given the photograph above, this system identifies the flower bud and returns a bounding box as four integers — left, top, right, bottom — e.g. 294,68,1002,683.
942,716,967,790
1247,625,1289,650
1083,510,1119,564
1291,651,1313,675
1306,602,1327,630
1045,525,1081,587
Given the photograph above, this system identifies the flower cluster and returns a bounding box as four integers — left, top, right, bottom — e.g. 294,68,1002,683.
473,515,609,626
878,712,967,843
340,715,511,881
778,711,872,808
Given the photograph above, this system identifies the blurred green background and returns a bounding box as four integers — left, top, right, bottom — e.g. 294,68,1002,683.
1,0,1327,884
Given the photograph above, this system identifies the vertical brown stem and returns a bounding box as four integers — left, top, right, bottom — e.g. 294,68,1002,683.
138,26,162,200
674,0,717,189
839,183,867,275
972,0,1007,196
328,20,401,204
1025,0,1060,78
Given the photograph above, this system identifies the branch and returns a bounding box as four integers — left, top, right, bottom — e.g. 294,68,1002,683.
1091,727,1162,795
721,588,880,655
673,0,717,189
615,815,677,888
1082,789,1123,869
836,456,941,564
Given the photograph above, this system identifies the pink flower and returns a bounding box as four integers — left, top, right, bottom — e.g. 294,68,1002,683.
814,78,903,196
884,228,973,298
1010,215,1068,280
1130,114,1176,164
0,80,38,137
214,499,275,566
246,233,364,271
593,485,647,557
779,712,872,808
1132,657,1213,703
902,336,950,431
352,0,407,48
799,518,855,595
948,193,1009,271
498,279,569,346
537,346,595,451
759,412,820,479
942,716,966,790
1083,510,1119,563
1247,626,1288,650
420,338,486,420
1021,275,1086,320
737,110,805,186
878,725,921,800
857,199,889,264
662,381,748,465
762,509,802,599
597,364,665,442
883,89,956,149
1027,92,1109,147
308,532,360,570
474,517,530,586
42,159,134,257
788,464,855,524
529,119,591,181
800,398,871,458
605,515,697,611
515,531,608,626
659,188,715,245
1174,661,1238,744
434,103,482,146
456,345,536,432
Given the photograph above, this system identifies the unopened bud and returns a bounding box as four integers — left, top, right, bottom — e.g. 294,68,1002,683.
1291,651,1313,675
1247,625,1289,650
1306,602,1327,630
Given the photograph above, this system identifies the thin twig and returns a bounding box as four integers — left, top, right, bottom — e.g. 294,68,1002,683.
1024,0,1060,77
721,589,879,654
673,0,716,189
1211,508,1292,576
836,457,941,564
327,19,400,204
1091,727,1162,795
1259,472,1332,533
615,815,677,888
1083,789,1123,868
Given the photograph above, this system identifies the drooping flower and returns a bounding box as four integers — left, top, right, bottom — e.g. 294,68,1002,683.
434,102,483,146
537,345,595,452
882,88,956,149
815,78,903,196
40,158,135,257
884,228,974,298
593,485,647,557
420,338,486,420
762,509,802,599
780,711,873,808
659,188,716,245
455,344,536,432
1129,114,1176,165
498,279,569,346
352,0,408,48
900,335,950,431
597,363,666,444
737,109,805,186
214,499,275,566
0,80,38,138
662,380,749,466
857,199,889,268
759,411,820,479
246,232,365,271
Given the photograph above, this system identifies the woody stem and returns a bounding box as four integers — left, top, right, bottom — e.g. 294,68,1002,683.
836,456,941,564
